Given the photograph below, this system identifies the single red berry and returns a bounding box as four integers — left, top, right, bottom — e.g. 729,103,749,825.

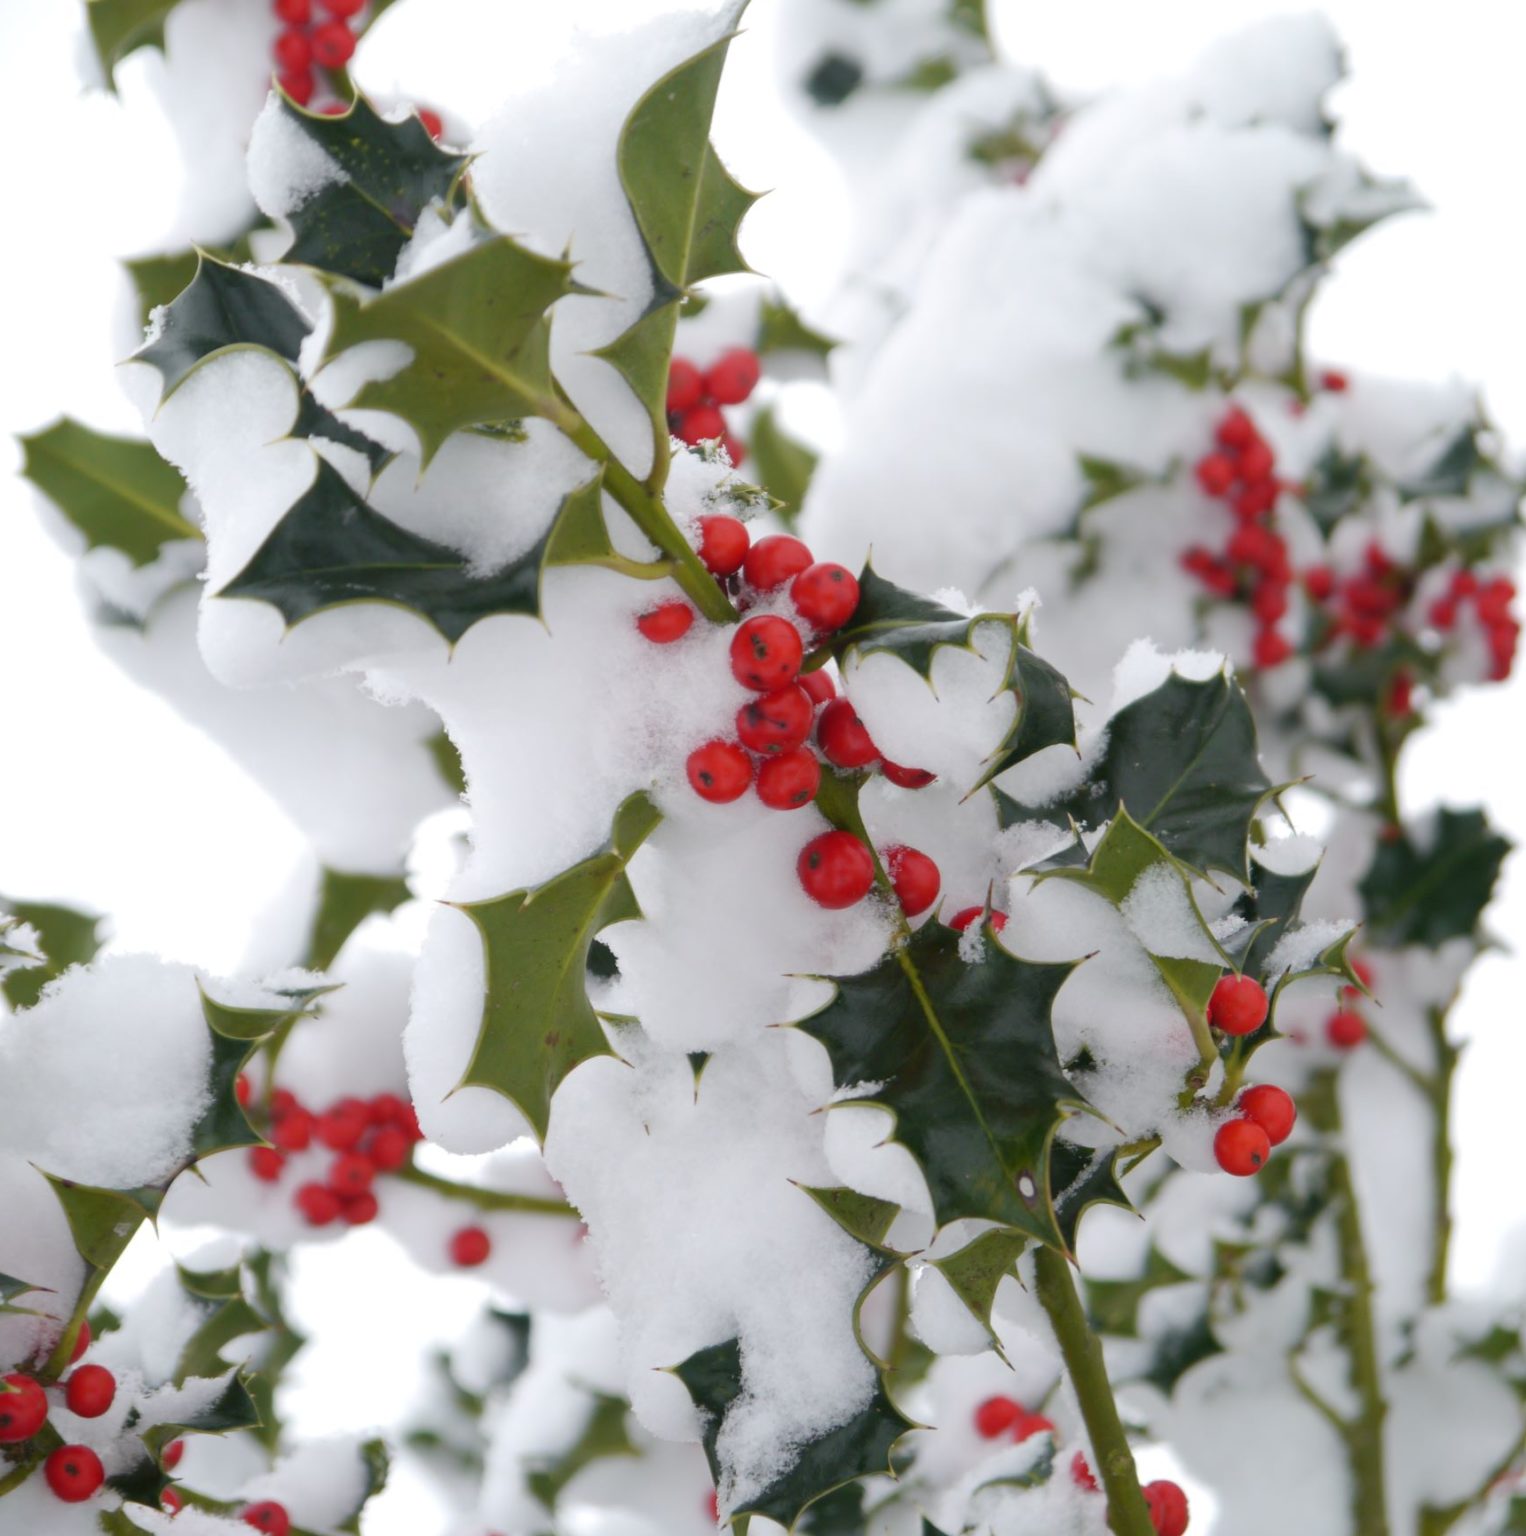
274,0,310,19
1194,453,1236,497
697,514,749,577
707,1490,720,1522
163,1487,185,1514
328,1152,375,1197
1206,974,1268,1036
276,69,316,106
816,697,878,768
1239,439,1275,484
249,1146,287,1183
1013,1412,1055,1442
686,740,754,803
295,1182,343,1226
342,1191,380,1226
1239,1084,1297,1146
791,562,860,634
949,906,1006,933
0,1374,47,1442
271,1088,299,1117
1233,478,1278,520
1478,576,1517,623
1071,1451,1099,1492
368,1092,408,1125
882,760,936,789
973,1395,1022,1438
1253,628,1293,669
368,1125,411,1171
705,348,761,406
721,432,747,467
271,1108,313,1152
163,1439,185,1470
64,1364,115,1419
310,18,356,68
1227,524,1276,569
417,107,444,141
1252,581,1289,623
1215,408,1257,451
1214,1118,1271,1177
235,1072,253,1107
242,1502,292,1536
273,28,312,71
1452,569,1480,597
450,1226,492,1267
398,1103,424,1141
70,1320,92,1363
636,600,694,644
729,614,804,691
667,358,705,415
44,1445,105,1502
321,0,366,13
755,747,821,810
1385,671,1414,718
797,831,875,909
1326,1010,1367,1050
742,535,814,592
1319,369,1349,393
885,845,940,917
1429,597,1458,630
1144,1479,1190,1536
1304,565,1335,601
799,669,836,706
317,1098,368,1151
675,404,727,446
737,685,815,755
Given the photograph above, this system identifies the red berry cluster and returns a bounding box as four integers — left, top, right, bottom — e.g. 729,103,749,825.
667,349,760,465
1429,568,1519,682
270,0,362,108
0,1329,115,1503
1204,976,1299,1177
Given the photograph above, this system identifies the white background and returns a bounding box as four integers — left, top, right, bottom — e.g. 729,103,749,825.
0,0,1522,1528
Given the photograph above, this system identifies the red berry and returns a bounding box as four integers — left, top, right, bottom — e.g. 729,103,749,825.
328,1152,375,1197
721,432,747,468
163,1439,185,1470
686,740,754,803
737,685,815,755
449,1226,492,1267
705,348,761,406
273,28,312,70
1214,1118,1271,1177
417,107,444,141
1319,369,1349,393
1478,577,1516,623
295,1182,343,1226
310,18,356,68
799,669,836,706
949,906,1006,933
321,0,366,13
1303,565,1335,601
1206,975,1268,1036
742,535,814,592
1071,1451,1099,1492
1233,478,1278,520
882,760,936,789
236,1072,253,1107
0,1373,47,1442
884,845,940,917
368,1092,407,1124
1239,1084,1297,1146
70,1320,92,1363
317,1098,368,1151
1215,408,1257,451
636,600,694,644
667,358,704,415
271,1088,299,1117
242,1503,292,1536
342,1191,380,1225
274,0,311,22
44,1445,105,1502
1326,1010,1367,1050
816,697,878,769
973,1395,1022,1438
163,1488,184,1514
1144,1479,1190,1536
1013,1412,1055,1442
64,1364,115,1419
675,404,727,446
276,69,316,106
271,1108,313,1152
797,831,875,909
249,1146,287,1183
697,514,749,577
1253,628,1293,669
1251,581,1289,623
755,748,821,810
1385,671,1414,718
1453,569,1480,597
1239,439,1275,484
1195,453,1236,497
368,1125,411,1171
1429,597,1458,630
729,614,804,691
791,563,860,634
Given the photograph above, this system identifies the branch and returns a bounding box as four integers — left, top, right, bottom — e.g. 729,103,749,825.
395,1163,580,1217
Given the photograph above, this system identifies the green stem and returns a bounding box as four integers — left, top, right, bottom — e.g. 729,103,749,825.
395,1163,579,1217
885,1262,912,1376
1033,1246,1154,1536
39,1221,143,1381
1423,1006,1457,1307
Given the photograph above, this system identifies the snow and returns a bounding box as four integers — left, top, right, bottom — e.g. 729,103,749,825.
247,94,347,221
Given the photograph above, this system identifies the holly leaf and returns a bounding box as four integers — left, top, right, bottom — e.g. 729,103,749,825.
931,1228,1026,1341
757,295,836,362
337,1439,391,1532
0,1271,50,1319
322,236,577,464
1227,857,1319,979
1358,807,1510,947
452,793,661,1139
525,1394,639,1509
42,1175,163,1271
302,867,412,971
1047,1141,1131,1253
749,405,817,529
798,1482,868,1536
218,460,615,644
799,1186,902,1252
798,920,1086,1248
603,11,760,479
86,0,177,88
1086,1246,1193,1338
19,419,198,566
269,95,469,287
0,896,105,1010
676,1338,912,1530
1303,447,1369,533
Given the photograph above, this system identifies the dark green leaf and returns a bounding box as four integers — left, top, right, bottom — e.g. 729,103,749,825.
798,920,1085,1247
0,896,105,1010
42,1175,162,1271
302,867,412,971
803,53,865,107
1303,446,1368,533
337,1439,391,1532
798,1482,867,1536
1077,454,1147,512
1229,858,1318,979
124,250,201,328
1048,1141,1131,1252
799,1186,903,1251
748,405,817,529
452,793,661,1139
86,0,177,88
1358,807,1510,947
526,1394,638,1509
932,1228,1026,1337
756,295,836,361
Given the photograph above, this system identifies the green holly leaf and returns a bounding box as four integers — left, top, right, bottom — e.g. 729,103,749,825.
124,250,201,328
219,460,615,644
1228,858,1318,979
18,419,198,567
748,405,818,530
1358,807,1510,947
931,1228,1027,1342
0,896,106,1011
86,0,177,88
129,1374,262,1509
676,1338,912,1530
322,236,577,464
798,1482,868,1536
337,1439,391,1532
1048,1141,1131,1252
1077,453,1149,513
757,295,836,362
798,920,1086,1248
269,95,469,287
526,1394,639,1509
603,11,759,480
302,867,412,971
452,793,661,1139
799,1186,903,1252
1298,169,1420,264
42,1175,163,1272
0,1271,50,1319
245,1250,305,1451
1086,1246,1193,1338
1303,446,1369,533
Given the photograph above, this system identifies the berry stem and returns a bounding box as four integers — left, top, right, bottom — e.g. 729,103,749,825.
1422,1004,1457,1308
1032,1246,1155,1536
393,1163,578,1217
